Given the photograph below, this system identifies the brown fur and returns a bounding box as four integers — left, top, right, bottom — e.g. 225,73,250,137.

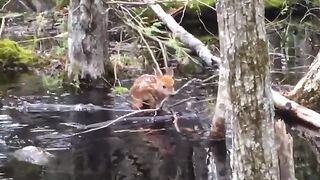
129,68,175,109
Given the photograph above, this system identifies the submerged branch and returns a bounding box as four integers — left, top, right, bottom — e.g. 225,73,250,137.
66,108,159,138
84,113,200,130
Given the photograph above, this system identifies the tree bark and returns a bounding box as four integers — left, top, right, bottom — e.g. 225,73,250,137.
68,0,107,79
216,0,280,179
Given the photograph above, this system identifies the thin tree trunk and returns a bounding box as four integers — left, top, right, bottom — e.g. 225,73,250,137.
275,120,296,180
68,0,107,79
210,55,229,138
216,0,280,179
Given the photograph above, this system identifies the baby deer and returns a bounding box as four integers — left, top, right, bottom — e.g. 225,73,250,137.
129,67,175,110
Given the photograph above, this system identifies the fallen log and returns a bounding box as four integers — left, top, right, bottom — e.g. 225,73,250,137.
286,51,320,110
272,90,320,128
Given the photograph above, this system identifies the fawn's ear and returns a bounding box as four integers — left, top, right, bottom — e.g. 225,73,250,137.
153,68,163,76
165,67,174,76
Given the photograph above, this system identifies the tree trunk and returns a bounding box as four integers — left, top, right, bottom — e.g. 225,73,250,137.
68,0,107,79
215,0,280,179
275,120,296,180
287,51,320,110
210,56,229,138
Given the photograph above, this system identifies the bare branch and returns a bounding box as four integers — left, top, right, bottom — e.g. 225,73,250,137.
272,90,320,128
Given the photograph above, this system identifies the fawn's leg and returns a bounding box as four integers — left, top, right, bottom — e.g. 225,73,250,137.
130,95,144,110
143,93,159,122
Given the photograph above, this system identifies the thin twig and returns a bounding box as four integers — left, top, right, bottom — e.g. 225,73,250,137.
114,128,166,133
196,10,216,37
120,6,162,74
138,30,162,74
202,74,219,83
101,76,113,87
172,78,200,95
0,16,5,37
114,28,123,86
17,34,66,43
158,78,199,109
168,97,197,108
159,41,168,68
103,0,187,5
172,110,180,132
66,108,159,138
1,0,11,10
0,0,12,37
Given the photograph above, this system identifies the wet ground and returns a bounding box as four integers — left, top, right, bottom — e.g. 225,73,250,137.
0,72,319,180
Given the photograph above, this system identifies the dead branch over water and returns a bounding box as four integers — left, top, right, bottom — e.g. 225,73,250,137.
146,2,320,129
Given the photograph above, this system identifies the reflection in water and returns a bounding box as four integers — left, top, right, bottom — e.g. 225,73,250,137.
0,73,319,179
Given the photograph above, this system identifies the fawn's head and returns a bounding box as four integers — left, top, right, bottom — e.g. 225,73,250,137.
154,67,175,96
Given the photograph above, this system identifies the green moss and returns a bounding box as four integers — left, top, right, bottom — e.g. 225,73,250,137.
198,35,218,45
54,0,70,10
0,39,35,66
42,73,65,90
111,86,129,95
313,0,320,6
265,0,285,8
0,0,6,7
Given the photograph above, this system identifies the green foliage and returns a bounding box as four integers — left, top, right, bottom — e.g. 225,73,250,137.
42,72,64,90
0,39,35,66
199,35,218,45
70,78,81,89
187,0,214,10
111,86,129,95
178,56,202,74
51,39,67,56
111,53,143,67
0,0,6,7
265,0,286,8
54,0,70,10
166,37,183,58
314,0,320,6
143,22,164,36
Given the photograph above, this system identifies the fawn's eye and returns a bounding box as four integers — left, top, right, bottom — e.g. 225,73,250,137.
162,85,166,89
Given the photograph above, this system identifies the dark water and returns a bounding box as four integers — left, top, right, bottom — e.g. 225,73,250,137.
0,73,319,180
